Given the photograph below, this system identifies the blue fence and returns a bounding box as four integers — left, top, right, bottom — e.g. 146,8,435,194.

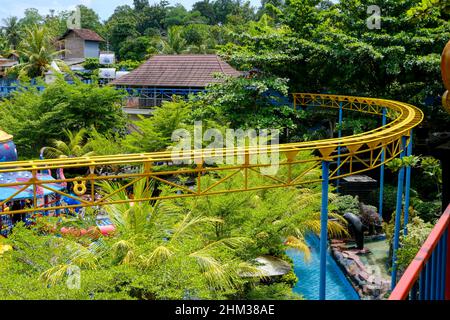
0,80,205,108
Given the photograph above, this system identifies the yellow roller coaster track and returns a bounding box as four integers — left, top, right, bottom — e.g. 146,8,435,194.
0,93,423,215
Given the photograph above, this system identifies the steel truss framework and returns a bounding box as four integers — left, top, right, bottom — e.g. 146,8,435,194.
0,93,423,216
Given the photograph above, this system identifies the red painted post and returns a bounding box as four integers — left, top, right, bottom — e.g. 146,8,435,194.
390,207,450,300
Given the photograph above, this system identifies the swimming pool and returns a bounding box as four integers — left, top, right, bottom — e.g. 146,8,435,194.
286,235,360,300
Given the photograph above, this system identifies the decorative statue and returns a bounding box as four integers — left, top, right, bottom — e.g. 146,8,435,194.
442,40,450,113
343,212,368,250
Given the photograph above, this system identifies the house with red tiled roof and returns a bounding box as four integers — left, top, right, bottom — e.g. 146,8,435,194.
111,54,241,109
59,28,105,60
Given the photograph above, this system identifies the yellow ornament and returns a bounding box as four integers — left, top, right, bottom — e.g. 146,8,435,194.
73,178,87,196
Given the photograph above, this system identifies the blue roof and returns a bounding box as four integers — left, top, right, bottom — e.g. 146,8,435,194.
0,171,65,201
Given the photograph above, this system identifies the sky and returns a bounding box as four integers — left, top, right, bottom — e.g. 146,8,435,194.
0,0,263,23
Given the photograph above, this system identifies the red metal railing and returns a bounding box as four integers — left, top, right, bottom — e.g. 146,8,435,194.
389,205,450,300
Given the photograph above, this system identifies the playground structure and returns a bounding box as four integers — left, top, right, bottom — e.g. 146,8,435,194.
0,130,70,234
0,130,115,236
0,93,424,299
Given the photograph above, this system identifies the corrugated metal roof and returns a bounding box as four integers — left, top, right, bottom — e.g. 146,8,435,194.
111,54,241,88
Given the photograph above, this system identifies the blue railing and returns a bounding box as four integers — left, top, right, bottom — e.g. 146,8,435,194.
120,87,206,108
0,81,206,107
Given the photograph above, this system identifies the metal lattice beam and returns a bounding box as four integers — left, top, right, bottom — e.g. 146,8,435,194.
0,93,423,215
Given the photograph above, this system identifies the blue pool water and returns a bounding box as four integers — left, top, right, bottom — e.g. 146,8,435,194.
287,235,360,300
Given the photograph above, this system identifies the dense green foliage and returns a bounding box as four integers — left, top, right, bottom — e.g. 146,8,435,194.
396,217,434,270
2,0,449,133
0,0,448,300
383,155,443,222
219,0,450,131
0,78,127,158
0,155,348,299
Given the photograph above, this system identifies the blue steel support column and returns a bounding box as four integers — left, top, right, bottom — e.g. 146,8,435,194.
379,108,387,219
391,136,407,289
336,102,343,192
319,160,330,300
403,130,413,235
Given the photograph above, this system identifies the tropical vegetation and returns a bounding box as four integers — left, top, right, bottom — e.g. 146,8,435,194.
0,0,448,300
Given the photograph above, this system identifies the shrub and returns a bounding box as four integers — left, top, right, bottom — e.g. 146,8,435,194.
245,283,302,300
397,217,434,270
0,78,127,158
331,195,360,215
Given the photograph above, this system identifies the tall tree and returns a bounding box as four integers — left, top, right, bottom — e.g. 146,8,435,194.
41,129,95,159
133,0,149,12
1,16,21,49
19,8,43,28
136,0,169,34
78,5,103,34
158,26,188,54
13,24,64,78
105,5,139,53
0,34,13,57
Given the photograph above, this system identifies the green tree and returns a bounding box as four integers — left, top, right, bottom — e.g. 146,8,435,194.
41,129,95,159
123,98,191,153
13,24,65,78
190,74,297,134
1,16,21,49
193,0,255,25
164,5,209,27
105,6,139,54
158,26,188,54
0,78,127,158
171,152,347,259
118,36,154,61
78,5,103,34
396,217,434,270
19,8,43,28
0,34,13,57
136,0,169,34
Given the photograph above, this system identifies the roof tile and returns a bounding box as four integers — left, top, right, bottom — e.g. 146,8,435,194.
111,54,241,88
60,29,105,42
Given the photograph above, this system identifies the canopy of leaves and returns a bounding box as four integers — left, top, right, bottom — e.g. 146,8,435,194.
0,78,127,158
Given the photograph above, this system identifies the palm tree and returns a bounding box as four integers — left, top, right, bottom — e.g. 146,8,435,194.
97,178,259,291
40,177,260,296
41,129,95,159
157,26,187,54
1,16,21,49
12,24,65,78
183,151,348,261
0,35,13,58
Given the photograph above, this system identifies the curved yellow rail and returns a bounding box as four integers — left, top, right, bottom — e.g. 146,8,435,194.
0,94,423,215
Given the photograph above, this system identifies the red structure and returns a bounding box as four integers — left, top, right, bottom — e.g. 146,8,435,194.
389,204,450,300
